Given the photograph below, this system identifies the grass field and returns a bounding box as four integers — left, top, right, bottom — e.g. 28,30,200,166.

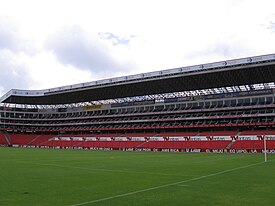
0,147,274,206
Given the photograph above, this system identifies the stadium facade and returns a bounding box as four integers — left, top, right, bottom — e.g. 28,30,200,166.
0,54,275,153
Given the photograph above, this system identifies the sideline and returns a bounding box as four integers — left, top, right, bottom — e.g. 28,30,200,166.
70,160,272,206
16,161,190,177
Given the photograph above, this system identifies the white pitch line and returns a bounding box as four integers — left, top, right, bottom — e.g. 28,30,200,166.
15,154,246,178
70,161,268,206
30,162,189,177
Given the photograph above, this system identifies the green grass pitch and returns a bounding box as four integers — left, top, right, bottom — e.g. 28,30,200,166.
0,147,274,206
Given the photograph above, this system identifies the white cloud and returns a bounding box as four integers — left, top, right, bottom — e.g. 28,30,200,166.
0,49,31,91
24,51,94,90
45,26,132,75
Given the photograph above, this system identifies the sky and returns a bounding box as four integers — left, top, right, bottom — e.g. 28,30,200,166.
0,0,275,96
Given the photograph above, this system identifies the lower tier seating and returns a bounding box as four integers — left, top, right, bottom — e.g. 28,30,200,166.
0,133,8,145
8,134,38,145
3,131,275,151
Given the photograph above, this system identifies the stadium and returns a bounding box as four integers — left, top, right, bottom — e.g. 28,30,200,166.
1,53,275,152
1,53,275,205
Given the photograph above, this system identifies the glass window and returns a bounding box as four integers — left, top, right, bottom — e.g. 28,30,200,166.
192,102,198,108
211,101,217,107
266,97,272,104
205,101,210,108
244,98,250,105
217,101,223,106
230,99,236,106
187,103,192,108
252,98,258,104
237,99,243,105
181,103,186,109
259,97,265,104
198,102,204,108
224,100,230,106
155,105,164,111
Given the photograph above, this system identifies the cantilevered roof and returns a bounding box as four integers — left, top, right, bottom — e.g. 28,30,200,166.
1,53,275,105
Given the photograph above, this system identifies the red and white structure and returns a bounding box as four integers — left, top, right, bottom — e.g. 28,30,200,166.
0,54,275,154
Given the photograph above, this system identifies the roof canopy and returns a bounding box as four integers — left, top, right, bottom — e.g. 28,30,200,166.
1,54,275,105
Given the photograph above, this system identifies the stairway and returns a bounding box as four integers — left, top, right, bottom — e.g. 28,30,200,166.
134,141,148,149
3,132,12,146
27,134,41,146
226,140,235,149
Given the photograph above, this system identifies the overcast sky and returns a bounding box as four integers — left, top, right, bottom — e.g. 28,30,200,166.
0,0,275,96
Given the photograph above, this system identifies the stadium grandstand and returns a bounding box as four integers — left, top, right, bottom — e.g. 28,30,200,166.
0,53,275,153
